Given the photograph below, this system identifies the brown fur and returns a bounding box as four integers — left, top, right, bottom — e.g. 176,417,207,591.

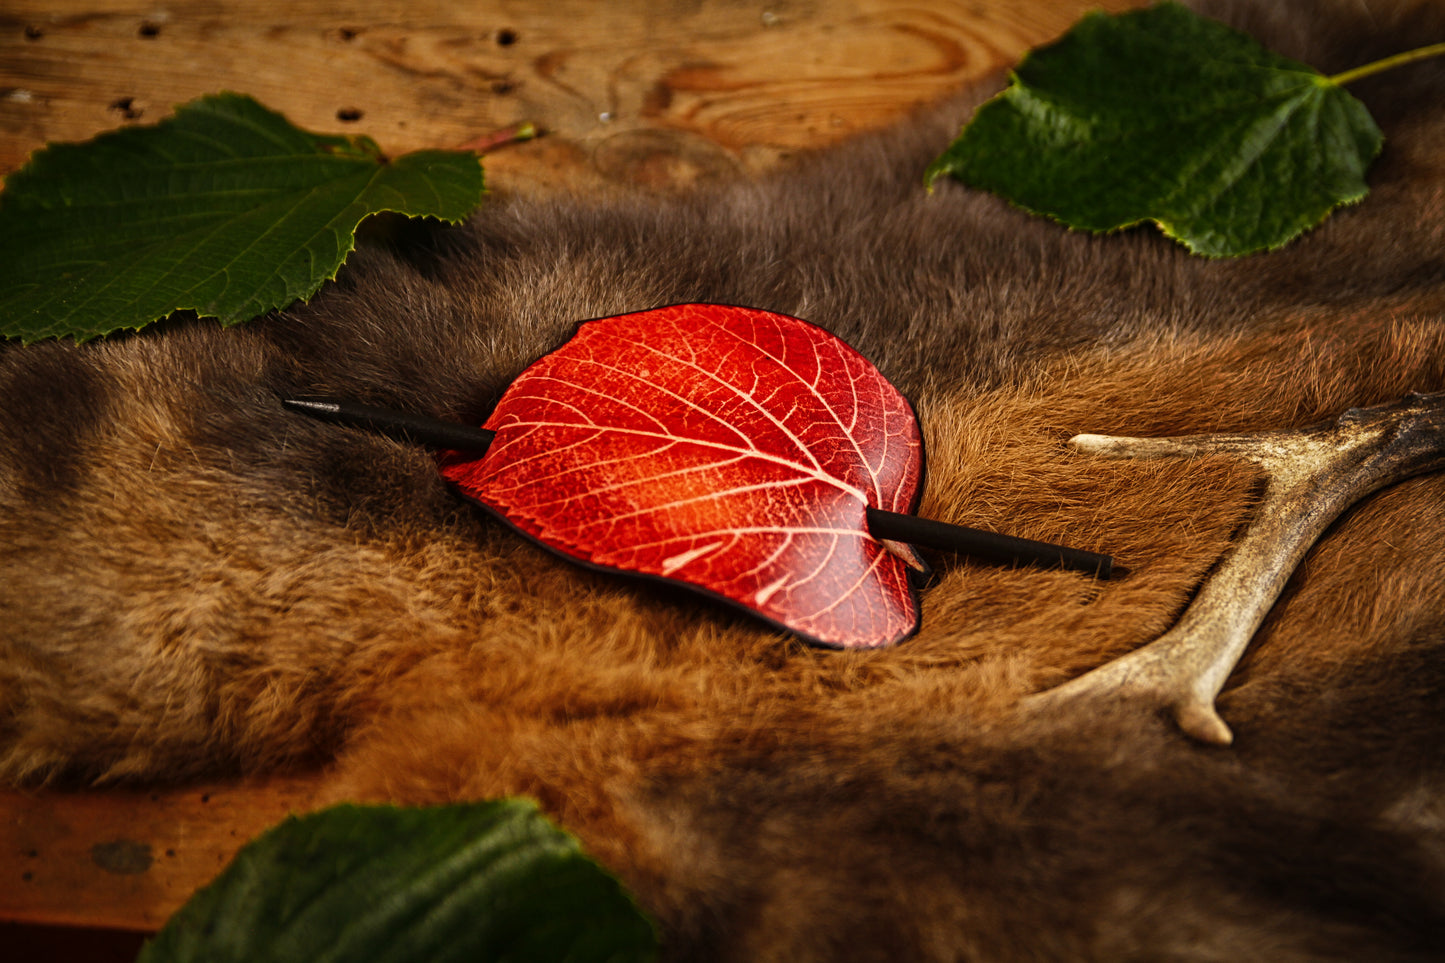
4,0,1445,957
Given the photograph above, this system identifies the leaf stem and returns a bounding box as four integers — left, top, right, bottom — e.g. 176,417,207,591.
1327,41,1445,86
455,121,540,155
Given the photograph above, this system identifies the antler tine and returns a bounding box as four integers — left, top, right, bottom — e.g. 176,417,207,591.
1029,391,1445,745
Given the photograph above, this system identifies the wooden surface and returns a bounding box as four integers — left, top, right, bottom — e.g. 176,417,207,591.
0,0,1137,943
2,775,332,932
2,0,1138,191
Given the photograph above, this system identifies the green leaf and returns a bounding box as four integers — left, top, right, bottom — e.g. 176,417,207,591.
924,2,1384,257
0,92,485,343
136,800,658,963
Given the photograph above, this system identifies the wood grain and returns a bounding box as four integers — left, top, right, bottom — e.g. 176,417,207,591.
1,0,1141,193
1,775,333,931
0,0,1141,940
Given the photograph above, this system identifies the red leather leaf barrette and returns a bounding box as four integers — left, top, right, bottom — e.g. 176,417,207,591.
285,303,1113,649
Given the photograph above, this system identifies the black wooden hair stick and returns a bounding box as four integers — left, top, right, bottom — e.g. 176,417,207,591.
282,396,1117,580
282,397,495,452
866,507,1114,579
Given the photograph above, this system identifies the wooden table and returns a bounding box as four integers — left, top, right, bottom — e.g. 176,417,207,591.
0,0,1136,951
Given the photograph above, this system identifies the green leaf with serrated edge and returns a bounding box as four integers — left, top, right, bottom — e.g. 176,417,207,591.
924,2,1383,257
0,92,485,343
136,800,658,963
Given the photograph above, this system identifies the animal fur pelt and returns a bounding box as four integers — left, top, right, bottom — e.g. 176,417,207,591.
4,0,1445,958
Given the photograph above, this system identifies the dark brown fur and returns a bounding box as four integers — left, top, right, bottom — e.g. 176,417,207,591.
4,0,1445,957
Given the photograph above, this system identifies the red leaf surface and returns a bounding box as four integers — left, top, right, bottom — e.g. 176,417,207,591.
439,304,924,648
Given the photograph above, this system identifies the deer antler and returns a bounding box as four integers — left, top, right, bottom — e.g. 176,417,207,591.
1029,391,1445,745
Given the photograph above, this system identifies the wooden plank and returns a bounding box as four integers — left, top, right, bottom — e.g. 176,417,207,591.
0,775,331,931
1,0,1140,192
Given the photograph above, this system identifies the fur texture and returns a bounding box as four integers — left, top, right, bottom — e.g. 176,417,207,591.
4,0,1445,957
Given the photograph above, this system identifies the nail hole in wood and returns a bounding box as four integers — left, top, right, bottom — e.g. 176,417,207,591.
109,97,143,120
496,28,517,46
336,107,364,122
138,22,161,38
24,25,44,40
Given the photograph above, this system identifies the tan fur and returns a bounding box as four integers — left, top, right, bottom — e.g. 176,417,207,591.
4,0,1445,957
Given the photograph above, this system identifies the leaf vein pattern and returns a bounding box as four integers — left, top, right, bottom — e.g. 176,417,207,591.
486,451,745,508
619,526,870,551
554,478,841,531
491,419,868,503
698,313,886,500
786,535,847,620
794,550,891,626
478,425,606,476
548,361,743,440
626,338,827,475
